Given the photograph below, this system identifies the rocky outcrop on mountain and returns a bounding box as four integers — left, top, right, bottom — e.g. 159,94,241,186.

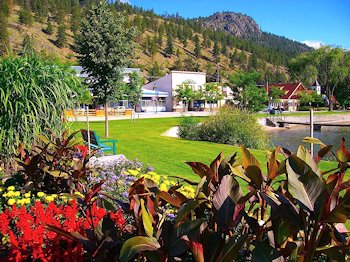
201,12,262,38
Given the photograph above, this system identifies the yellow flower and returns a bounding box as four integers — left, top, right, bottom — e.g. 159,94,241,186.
16,199,24,205
164,180,171,185
51,194,58,199
128,169,139,176
7,198,16,205
45,196,54,203
159,183,168,191
2,193,7,198
7,191,14,197
37,192,45,198
14,191,20,197
24,192,31,198
0,187,4,192
7,186,15,191
24,198,31,204
74,192,84,198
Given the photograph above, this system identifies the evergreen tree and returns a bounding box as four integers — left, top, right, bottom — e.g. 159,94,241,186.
56,24,67,47
213,41,220,61
77,0,136,137
22,33,35,55
165,35,174,57
18,7,33,26
149,36,157,58
43,19,53,35
194,34,201,58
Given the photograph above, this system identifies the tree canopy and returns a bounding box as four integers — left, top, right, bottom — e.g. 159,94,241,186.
77,0,136,136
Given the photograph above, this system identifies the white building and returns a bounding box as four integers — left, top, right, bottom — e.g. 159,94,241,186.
71,66,169,112
142,71,207,112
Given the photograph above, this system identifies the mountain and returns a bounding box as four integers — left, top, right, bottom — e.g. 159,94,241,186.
201,12,262,38
196,12,312,57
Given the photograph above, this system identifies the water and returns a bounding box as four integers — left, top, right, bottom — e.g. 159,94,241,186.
269,126,350,155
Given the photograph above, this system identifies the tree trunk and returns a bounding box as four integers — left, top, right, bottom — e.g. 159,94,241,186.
105,103,109,137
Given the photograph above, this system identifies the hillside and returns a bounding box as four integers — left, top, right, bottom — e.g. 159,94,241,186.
0,1,307,83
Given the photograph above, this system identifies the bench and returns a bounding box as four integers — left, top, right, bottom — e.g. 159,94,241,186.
81,129,118,155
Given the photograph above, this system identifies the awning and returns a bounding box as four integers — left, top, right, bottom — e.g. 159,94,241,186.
142,89,169,98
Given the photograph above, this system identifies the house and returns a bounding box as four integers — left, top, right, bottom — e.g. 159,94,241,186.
142,71,207,112
266,82,309,111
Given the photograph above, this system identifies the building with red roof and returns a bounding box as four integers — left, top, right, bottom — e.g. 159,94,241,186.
266,82,309,111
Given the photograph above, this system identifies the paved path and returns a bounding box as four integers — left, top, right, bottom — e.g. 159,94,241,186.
67,111,214,122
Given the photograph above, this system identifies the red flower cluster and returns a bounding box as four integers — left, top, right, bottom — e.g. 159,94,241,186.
74,145,89,158
0,201,126,261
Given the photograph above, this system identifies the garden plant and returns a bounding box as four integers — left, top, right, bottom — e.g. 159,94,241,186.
0,128,349,261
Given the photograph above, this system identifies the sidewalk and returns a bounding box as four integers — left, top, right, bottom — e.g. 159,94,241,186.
67,111,214,122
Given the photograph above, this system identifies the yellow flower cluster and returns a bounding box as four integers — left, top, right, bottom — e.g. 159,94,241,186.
178,185,196,199
128,169,196,199
1,185,85,206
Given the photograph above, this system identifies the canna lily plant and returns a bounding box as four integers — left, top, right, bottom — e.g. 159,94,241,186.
120,138,350,261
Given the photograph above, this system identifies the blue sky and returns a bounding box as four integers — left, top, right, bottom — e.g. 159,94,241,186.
126,0,350,49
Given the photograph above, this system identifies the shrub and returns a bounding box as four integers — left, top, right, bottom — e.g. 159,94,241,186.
178,116,201,140
0,55,85,160
181,106,269,149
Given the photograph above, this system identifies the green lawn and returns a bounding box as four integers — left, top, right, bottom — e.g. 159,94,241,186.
71,117,339,182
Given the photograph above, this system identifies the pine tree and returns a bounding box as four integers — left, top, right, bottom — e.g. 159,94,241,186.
18,7,33,26
22,33,35,55
44,19,53,35
165,35,174,57
194,35,201,58
56,24,67,48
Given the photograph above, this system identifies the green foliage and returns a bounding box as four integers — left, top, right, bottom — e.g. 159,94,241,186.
178,116,201,141
0,55,84,159
174,81,195,111
21,33,35,55
289,46,349,110
196,106,269,149
268,86,284,102
15,130,90,194
229,70,268,111
118,138,350,261
56,24,67,47
18,7,33,26
43,19,53,35
0,2,9,54
124,71,143,110
77,0,136,105
165,35,174,57
203,83,224,105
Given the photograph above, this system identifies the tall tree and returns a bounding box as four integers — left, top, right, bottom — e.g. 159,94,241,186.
18,6,33,26
56,24,67,47
289,46,348,110
165,34,174,57
125,71,143,111
194,34,201,58
21,33,35,55
229,70,267,112
77,0,135,137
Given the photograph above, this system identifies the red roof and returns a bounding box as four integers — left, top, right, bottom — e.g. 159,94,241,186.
266,82,308,99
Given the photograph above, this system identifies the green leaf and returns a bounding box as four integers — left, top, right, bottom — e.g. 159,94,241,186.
119,236,160,262
286,155,325,212
220,234,250,262
141,199,154,237
175,199,206,225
